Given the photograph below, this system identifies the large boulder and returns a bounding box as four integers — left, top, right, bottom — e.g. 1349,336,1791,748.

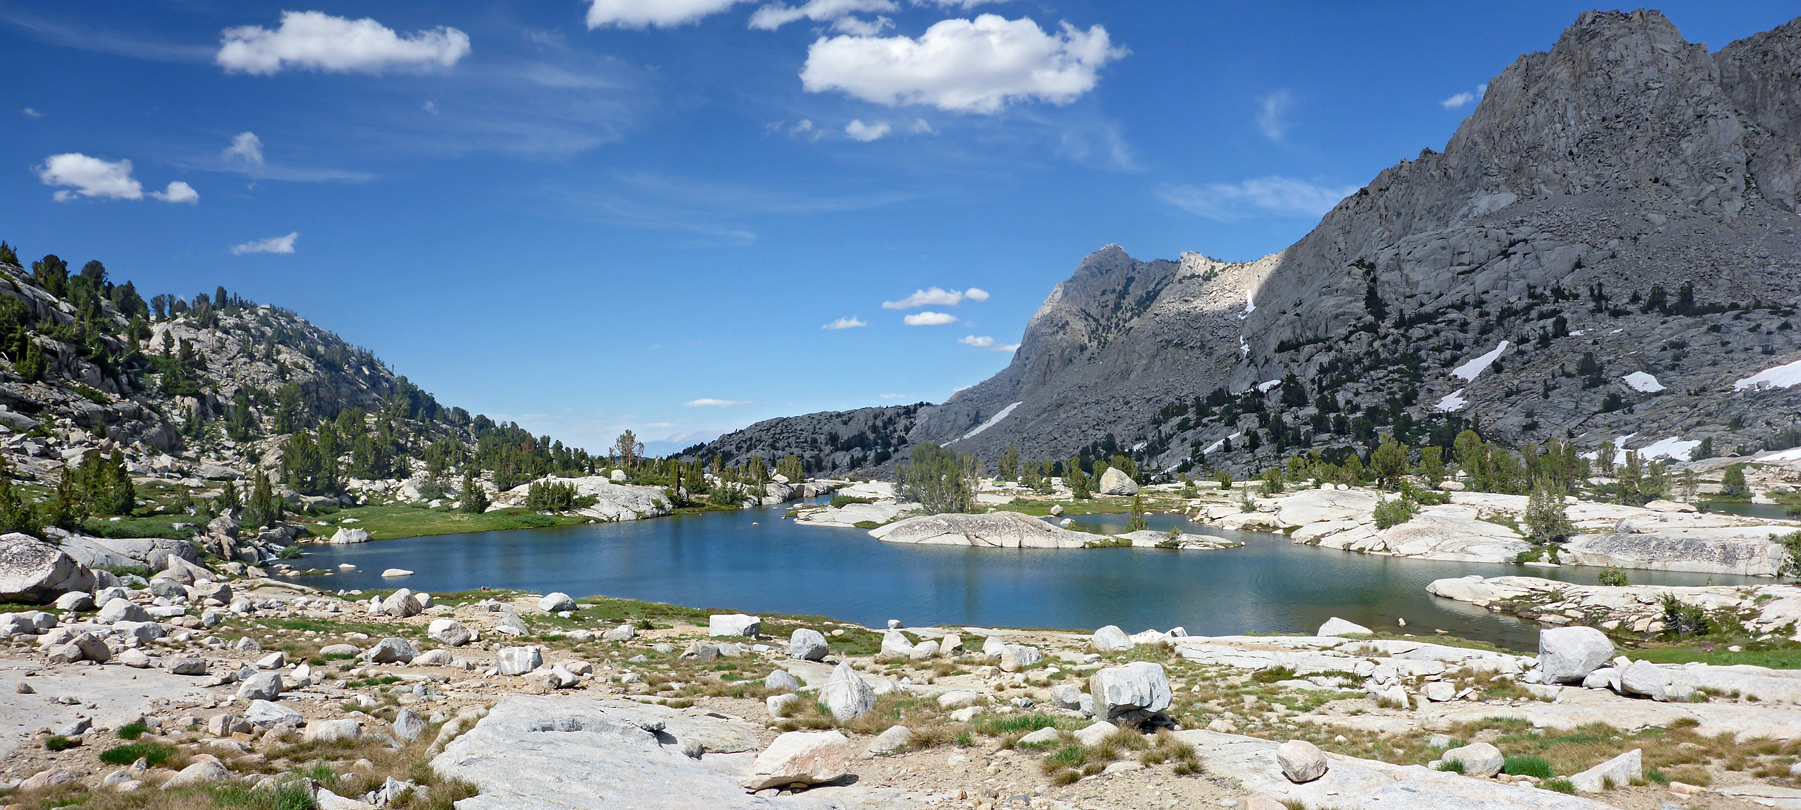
1276,740,1328,783
740,731,852,790
1098,467,1140,496
1091,625,1134,652
0,533,95,603
819,662,877,723
1317,617,1374,637
1619,661,1693,702
708,614,761,638
789,628,829,661
1442,742,1504,778
429,619,473,647
1538,627,1614,684
379,590,422,618
58,534,199,571
329,528,370,544
497,646,543,676
538,593,577,613
1089,661,1172,725
1569,749,1641,792
365,637,419,665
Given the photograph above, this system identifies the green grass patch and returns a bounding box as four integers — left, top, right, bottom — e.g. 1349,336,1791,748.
973,713,1059,736
305,505,588,542
100,741,176,766
1502,755,1555,779
116,720,150,740
1541,778,1576,794
44,735,77,751
212,781,320,809
1630,641,1801,669
79,513,198,541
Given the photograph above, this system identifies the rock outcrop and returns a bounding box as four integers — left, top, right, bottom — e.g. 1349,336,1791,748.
868,512,1090,549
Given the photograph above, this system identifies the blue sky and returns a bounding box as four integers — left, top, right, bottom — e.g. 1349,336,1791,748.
3,1,1793,454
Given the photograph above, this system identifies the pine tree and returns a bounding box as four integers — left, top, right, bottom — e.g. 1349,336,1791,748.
460,466,490,513
39,470,81,531
1525,480,1573,543
243,468,281,528
1126,495,1148,532
215,479,241,513
1720,464,1751,499
0,456,32,534
97,449,135,516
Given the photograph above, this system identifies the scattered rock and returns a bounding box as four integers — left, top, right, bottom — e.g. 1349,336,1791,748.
1569,748,1641,792
1276,739,1328,783
1089,661,1172,725
819,662,876,723
1317,617,1374,637
1091,625,1134,652
538,593,576,613
740,730,852,790
708,614,761,638
1442,742,1504,778
788,628,829,661
1538,626,1614,684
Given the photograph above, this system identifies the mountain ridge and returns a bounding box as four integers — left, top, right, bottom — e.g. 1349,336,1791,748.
690,9,1801,478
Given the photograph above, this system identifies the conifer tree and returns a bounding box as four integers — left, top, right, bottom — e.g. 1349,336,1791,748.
243,468,281,528
460,466,490,513
0,456,32,534
39,470,81,531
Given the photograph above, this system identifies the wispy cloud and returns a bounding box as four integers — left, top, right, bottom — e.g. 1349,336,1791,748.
822,315,867,330
958,335,1018,352
684,398,751,407
1157,176,1356,222
0,8,213,63
1440,83,1487,109
845,119,892,142
223,132,264,168
750,0,896,31
231,232,298,255
903,311,958,326
883,286,988,309
21,107,42,119
586,0,752,29
1256,90,1291,140
522,171,915,244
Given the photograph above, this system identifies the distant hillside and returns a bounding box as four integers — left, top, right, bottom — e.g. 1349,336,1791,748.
689,10,1801,479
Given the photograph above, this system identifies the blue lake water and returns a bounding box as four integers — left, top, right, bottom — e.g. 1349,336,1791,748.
289,506,1754,651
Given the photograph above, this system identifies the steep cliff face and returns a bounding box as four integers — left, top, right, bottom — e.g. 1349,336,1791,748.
694,11,1801,477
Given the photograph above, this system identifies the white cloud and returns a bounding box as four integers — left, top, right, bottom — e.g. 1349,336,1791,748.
1440,83,1487,109
831,15,892,35
231,231,298,255
800,14,1126,114
151,181,199,204
844,119,891,142
903,311,958,326
21,107,43,119
684,398,751,407
958,334,1016,351
879,393,905,399
908,118,935,134
750,0,895,31
1256,90,1290,140
1157,177,1357,222
586,0,751,28
822,315,867,329
223,131,264,167
913,0,1012,6
217,11,471,75
883,286,987,309
789,119,821,140
36,153,196,203
37,153,143,201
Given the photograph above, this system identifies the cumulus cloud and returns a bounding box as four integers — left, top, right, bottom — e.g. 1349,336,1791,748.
151,181,200,203
750,0,895,30
217,11,471,75
1256,90,1290,140
958,335,1016,351
913,0,1013,6
35,153,197,203
822,315,867,329
223,131,264,167
903,311,958,326
844,119,891,142
800,14,1126,114
1441,83,1487,109
684,398,751,407
883,286,988,309
586,0,751,28
231,232,298,255
1157,177,1357,222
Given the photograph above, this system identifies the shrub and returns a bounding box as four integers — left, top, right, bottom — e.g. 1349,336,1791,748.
1596,567,1630,587
1373,496,1418,529
1720,464,1751,499
1660,594,1710,636
1778,530,1801,580
44,735,76,751
116,720,150,740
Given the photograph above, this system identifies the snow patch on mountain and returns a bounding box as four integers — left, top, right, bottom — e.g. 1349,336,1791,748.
1452,341,1510,382
1733,358,1801,391
957,401,1022,442
1622,372,1665,393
